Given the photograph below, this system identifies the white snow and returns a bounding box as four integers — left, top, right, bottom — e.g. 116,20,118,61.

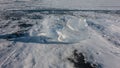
0,10,120,68
0,0,120,10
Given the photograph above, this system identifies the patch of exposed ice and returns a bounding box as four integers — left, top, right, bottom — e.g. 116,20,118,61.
29,15,90,43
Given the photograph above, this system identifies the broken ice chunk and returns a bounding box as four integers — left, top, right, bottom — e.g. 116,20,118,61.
29,15,90,43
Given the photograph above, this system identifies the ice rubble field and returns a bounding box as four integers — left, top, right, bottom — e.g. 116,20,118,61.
0,10,120,68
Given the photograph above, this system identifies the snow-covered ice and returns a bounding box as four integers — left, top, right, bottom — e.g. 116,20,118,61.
0,10,120,68
0,1,120,68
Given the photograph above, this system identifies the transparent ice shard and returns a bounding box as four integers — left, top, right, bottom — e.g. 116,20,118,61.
29,15,90,43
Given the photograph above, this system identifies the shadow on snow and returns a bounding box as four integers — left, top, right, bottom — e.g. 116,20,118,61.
0,33,71,44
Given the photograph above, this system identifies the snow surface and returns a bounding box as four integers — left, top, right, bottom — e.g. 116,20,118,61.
0,10,120,68
0,0,120,10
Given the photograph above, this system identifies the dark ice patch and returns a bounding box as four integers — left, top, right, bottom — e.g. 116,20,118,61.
0,32,29,40
26,14,43,19
67,50,101,68
1,11,25,20
18,23,33,28
86,21,105,31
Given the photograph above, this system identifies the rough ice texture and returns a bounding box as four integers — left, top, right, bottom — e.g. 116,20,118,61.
0,10,120,68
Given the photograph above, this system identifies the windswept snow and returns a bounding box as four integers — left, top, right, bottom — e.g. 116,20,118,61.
0,0,120,10
0,10,120,68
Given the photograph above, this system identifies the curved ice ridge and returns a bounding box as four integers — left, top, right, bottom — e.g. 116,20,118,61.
29,15,90,43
